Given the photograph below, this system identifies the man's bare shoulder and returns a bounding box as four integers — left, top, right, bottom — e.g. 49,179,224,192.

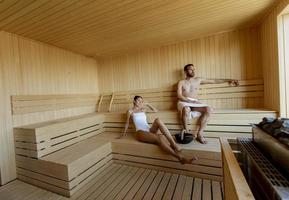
178,80,186,86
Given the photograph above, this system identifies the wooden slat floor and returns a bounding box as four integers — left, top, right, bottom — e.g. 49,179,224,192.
0,163,223,200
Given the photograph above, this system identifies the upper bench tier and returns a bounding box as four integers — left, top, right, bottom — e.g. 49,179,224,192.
14,109,277,159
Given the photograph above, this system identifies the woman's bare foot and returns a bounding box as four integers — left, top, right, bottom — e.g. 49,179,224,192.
179,156,198,164
196,134,207,144
173,145,182,152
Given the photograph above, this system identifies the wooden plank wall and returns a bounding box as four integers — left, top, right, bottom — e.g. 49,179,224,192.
260,0,289,113
0,31,99,185
98,27,263,109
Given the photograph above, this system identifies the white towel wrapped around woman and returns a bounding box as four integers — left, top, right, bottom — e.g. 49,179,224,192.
177,98,208,119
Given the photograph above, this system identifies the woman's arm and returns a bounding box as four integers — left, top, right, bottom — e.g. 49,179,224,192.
118,110,131,138
144,102,158,112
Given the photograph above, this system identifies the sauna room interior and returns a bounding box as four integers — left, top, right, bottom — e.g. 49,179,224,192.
1,0,289,200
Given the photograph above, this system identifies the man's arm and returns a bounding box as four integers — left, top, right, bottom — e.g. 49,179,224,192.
200,78,239,86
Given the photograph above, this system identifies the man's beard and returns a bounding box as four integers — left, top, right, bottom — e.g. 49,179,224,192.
186,73,195,78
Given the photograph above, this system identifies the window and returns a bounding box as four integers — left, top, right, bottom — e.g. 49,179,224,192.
278,8,289,117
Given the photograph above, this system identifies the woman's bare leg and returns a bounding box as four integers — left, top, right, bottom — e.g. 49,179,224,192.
137,132,178,157
150,118,181,151
137,132,197,164
157,135,197,164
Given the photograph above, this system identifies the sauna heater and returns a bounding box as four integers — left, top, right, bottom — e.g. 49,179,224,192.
238,125,289,200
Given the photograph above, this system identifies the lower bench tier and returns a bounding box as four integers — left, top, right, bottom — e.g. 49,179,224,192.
16,132,222,197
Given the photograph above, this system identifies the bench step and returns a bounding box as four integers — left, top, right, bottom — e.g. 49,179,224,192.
14,113,104,158
16,132,223,196
16,133,114,196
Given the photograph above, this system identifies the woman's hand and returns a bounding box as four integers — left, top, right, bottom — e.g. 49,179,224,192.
144,102,149,106
144,102,158,112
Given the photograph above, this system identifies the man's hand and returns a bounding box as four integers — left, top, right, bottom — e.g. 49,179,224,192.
187,98,202,104
228,80,239,86
190,100,202,104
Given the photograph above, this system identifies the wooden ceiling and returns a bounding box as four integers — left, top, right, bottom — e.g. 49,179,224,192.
0,0,279,57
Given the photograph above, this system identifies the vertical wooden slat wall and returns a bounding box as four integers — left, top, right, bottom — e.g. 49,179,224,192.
260,0,289,113
98,27,263,109
0,31,99,185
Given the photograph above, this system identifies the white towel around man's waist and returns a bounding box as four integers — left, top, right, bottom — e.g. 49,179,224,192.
177,100,208,118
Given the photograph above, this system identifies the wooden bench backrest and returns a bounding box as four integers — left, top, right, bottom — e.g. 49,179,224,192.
11,94,100,115
11,79,263,114
100,79,264,112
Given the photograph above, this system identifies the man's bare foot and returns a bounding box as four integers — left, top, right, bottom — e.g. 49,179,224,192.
179,156,198,164
196,134,207,144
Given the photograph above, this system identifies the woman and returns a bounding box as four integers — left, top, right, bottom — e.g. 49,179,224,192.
118,95,197,164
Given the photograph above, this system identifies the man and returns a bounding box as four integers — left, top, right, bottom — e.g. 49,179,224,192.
177,64,239,144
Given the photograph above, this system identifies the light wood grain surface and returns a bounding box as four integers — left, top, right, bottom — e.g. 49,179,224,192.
261,0,289,112
0,31,99,185
0,0,278,57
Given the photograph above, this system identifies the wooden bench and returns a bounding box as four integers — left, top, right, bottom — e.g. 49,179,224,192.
11,79,277,197
16,134,113,196
104,109,277,139
14,113,110,196
13,109,277,197
111,133,222,181
11,79,276,140
14,113,223,197
14,113,104,158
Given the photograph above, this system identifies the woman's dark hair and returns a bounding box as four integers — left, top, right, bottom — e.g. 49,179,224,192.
134,95,142,101
184,64,194,71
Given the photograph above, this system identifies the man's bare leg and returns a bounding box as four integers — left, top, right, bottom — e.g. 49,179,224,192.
196,113,208,144
181,107,192,134
191,107,212,144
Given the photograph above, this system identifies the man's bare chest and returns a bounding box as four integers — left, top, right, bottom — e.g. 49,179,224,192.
182,81,199,93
